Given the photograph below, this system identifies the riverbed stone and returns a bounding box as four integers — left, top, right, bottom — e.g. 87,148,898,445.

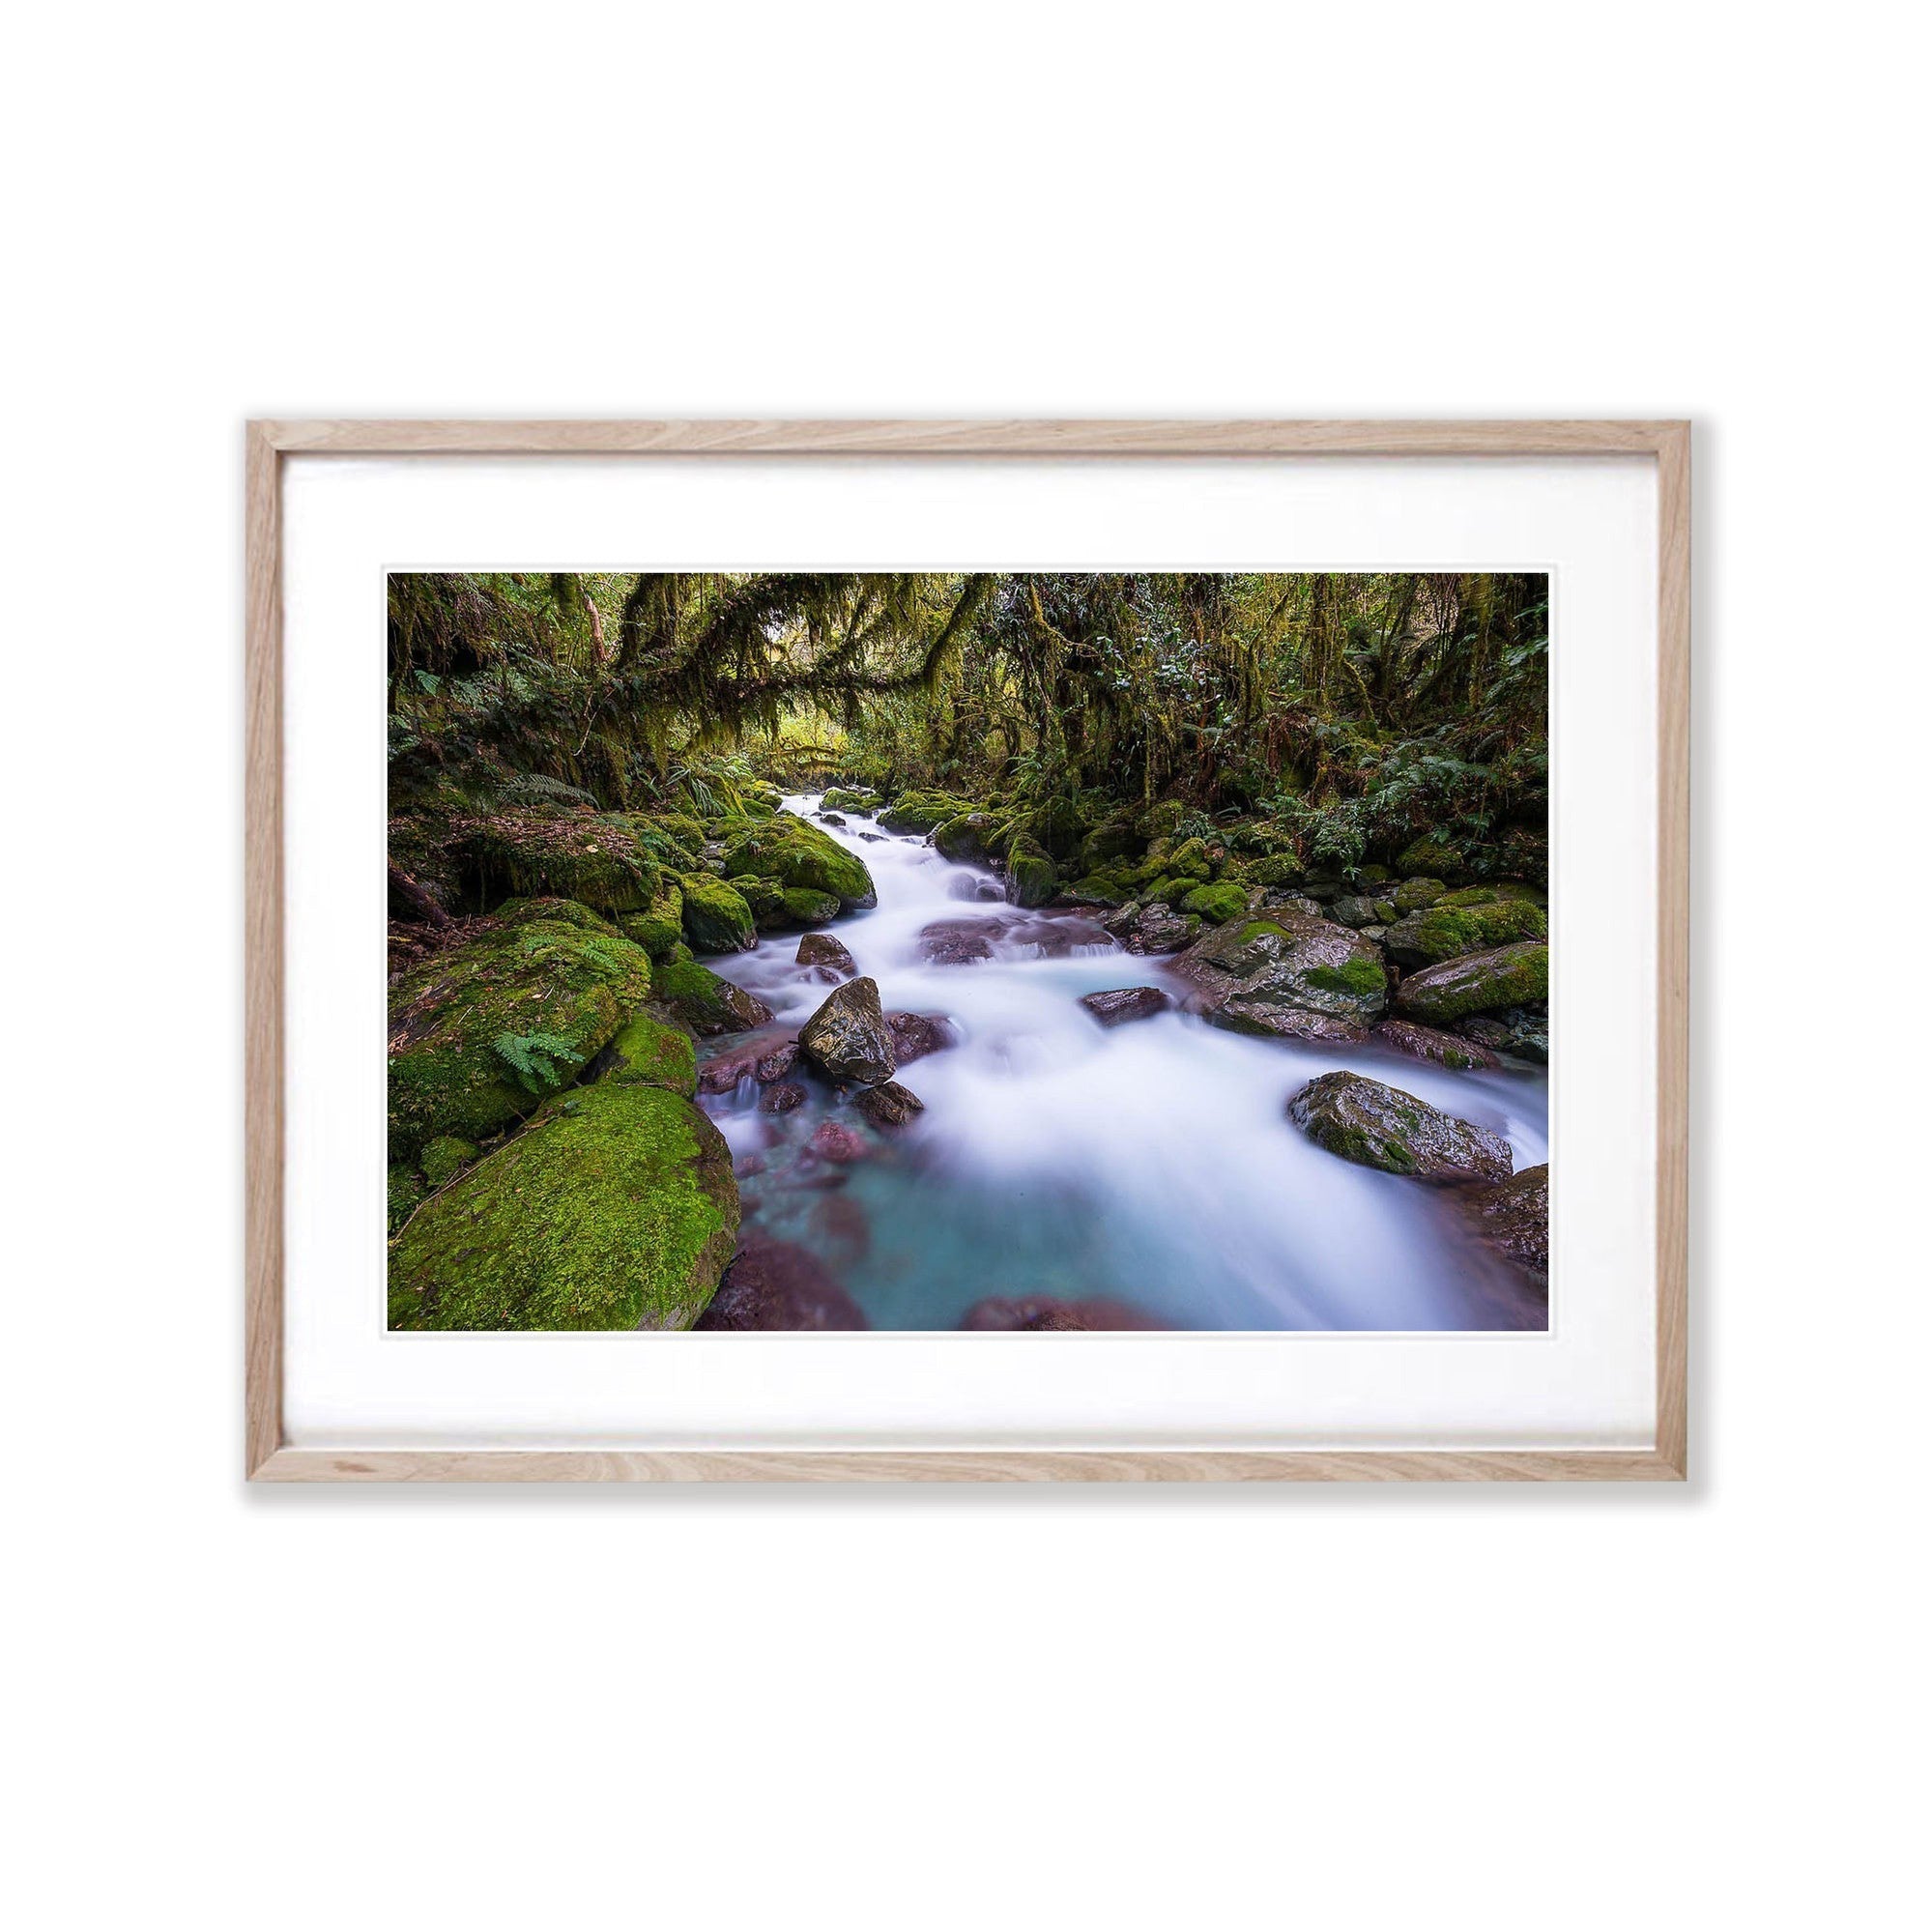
1104,901,1201,955
886,1011,956,1064
1456,1163,1550,1280
807,1119,872,1163
1456,1006,1550,1064
796,930,857,979
693,1237,869,1330
917,917,997,965
1176,911,1388,1043
1079,986,1172,1027
1395,941,1549,1023
1371,1018,1500,1073
799,975,897,1084
1382,898,1548,967
854,1081,925,1128
1286,1071,1514,1184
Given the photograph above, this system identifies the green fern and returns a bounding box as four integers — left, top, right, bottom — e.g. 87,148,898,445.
492,1030,585,1096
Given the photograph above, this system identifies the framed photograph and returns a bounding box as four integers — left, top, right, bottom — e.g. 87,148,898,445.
246,419,1688,1482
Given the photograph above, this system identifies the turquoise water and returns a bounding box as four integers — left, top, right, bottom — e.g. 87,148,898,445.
699,798,1548,1332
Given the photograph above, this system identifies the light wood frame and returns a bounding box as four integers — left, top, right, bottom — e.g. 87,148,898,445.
246,418,1689,1484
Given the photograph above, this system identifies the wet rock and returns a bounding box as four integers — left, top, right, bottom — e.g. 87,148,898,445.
1006,847,1058,908
1287,1071,1514,1184
933,811,997,862
1004,912,1114,958
1382,899,1548,968
759,1081,807,1113
854,1081,924,1128
1456,1164,1549,1281
732,1151,767,1180
721,813,877,909
886,1011,957,1064
917,917,997,965
818,811,847,826
807,1119,872,1164
1330,894,1382,927
959,1294,1165,1332
678,872,758,954
1175,910,1387,1043
693,1237,869,1330
1104,901,1202,956
947,874,1005,903
1371,1018,1501,1073
1392,877,1447,913
1080,986,1171,1027
799,975,897,1084
1455,1006,1549,1064
695,1029,799,1093
652,959,776,1038
795,930,857,979
1395,942,1549,1023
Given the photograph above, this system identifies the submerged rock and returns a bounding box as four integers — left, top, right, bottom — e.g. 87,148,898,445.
1456,1006,1549,1064
796,931,857,979
1456,1164,1549,1281
886,1011,956,1064
696,1029,800,1094
721,813,878,909
799,976,897,1084
389,1082,738,1330
1395,941,1549,1023
807,1119,871,1164
759,1081,807,1114
388,909,655,1157
1079,986,1171,1027
1287,1071,1514,1185
854,1081,924,1128
917,918,997,965
652,959,776,1038
694,1237,869,1330
959,1294,1164,1332
1371,1018,1500,1073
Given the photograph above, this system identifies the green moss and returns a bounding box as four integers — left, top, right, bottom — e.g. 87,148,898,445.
389,1083,739,1331
1251,853,1306,888
1306,957,1389,998
1398,942,1549,1023
1006,847,1058,908
732,874,788,924
1405,899,1547,963
617,879,684,957
877,791,976,834
1397,834,1465,880
1166,837,1212,881
388,914,654,1160
1181,880,1249,924
388,1163,426,1235
821,787,878,812
461,810,662,915
595,1012,698,1099
652,958,775,1037
932,812,995,861
678,872,757,954
493,896,614,932
721,815,877,907
419,1136,479,1188
782,886,841,925
1393,877,1447,913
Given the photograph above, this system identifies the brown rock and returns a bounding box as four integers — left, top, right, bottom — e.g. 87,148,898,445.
886,1011,957,1064
1371,1018,1500,1072
1456,1164,1549,1280
798,976,897,1084
1079,986,1171,1027
694,1238,869,1330
1287,1071,1514,1185
795,931,857,979
854,1081,924,1128
759,1081,807,1113
807,1120,871,1164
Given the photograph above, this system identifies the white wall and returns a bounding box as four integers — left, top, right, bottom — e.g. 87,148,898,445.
8,6,1923,1929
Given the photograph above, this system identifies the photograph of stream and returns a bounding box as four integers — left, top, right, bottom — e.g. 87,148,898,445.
386,571,1550,1332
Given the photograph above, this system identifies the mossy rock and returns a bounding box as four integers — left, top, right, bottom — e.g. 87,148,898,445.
627,811,707,863
1287,1071,1513,1184
1005,846,1058,908
492,896,615,933
652,958,776,1037
418,1136,478,1188
388,1163,426,1236
617,879,684,957
1138,799,1191,841
1396,834,1468,882
1251,853,1307,889
1396,941,1549,1023
721,814,877,908
1079,816,1143,873
732,875,789,925
388,914,654,1159
458,809,663,916
878,790,976,834
1183,912,1389,1034
389,1082,739,1331
1064,872,1133,908
782,886,840,926
1181,880,1249,924
1382,898,1547,967
586,1011,698,1098
933,812,996,862
1166,837,1212,881
678,872,757,955
821,787,878,813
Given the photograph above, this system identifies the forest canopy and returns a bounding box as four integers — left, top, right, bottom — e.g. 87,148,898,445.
389,569,1547,885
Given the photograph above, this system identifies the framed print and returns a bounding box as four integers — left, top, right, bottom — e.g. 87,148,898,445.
245,419,1689,1482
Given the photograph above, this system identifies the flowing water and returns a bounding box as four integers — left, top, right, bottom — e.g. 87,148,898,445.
698,796,1548,1331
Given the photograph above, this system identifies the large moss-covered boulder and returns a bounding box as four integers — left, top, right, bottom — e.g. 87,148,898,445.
782,886,840,926
388,1082,739,1330
820,786,878,813
1396,834,1468,882
1079,815,1144,874
678,872,757,954
933,812,996,862
1396,941,1549,1023
457,809,663,916
652,958,775,1037
617,879,684,957
877,790,976,835
1382,898,1547,967
1181,880,1250,925
721,814,877,908
388,914,654,1158
1287,1072,1514,1184
1005,846,1058,908
1177,913,1388,1043
799,975,897,1084
583,1012,698,1098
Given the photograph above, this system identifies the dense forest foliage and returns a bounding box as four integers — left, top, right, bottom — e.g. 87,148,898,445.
389,570,1547,896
